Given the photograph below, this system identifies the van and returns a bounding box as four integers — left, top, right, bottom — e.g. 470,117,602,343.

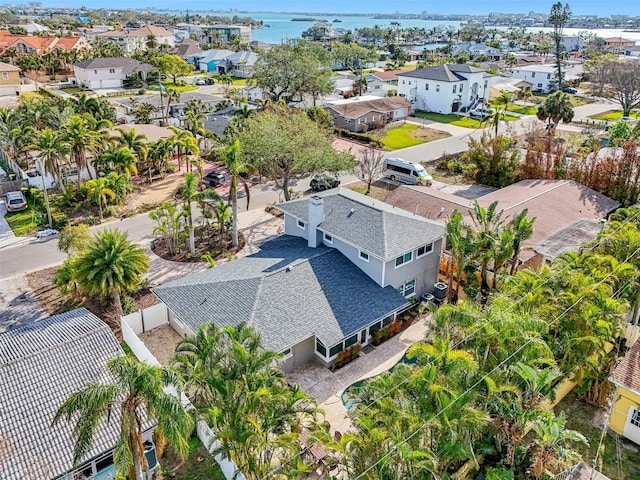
383,157,432,186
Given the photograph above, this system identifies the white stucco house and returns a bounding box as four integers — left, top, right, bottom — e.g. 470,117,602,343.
510,63,583,92
396,64,488,114
94,26,175,55
73,57,154,90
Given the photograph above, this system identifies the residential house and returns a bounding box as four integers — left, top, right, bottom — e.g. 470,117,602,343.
0,31,90,55
488,76,532,100
73,57,154,90
188,48,234,72
624,45,640,57
365,69,403,96
175,23,252,45
451,42,503,61
0,61,21,96
217,50,259,78
383,180,620,269
168,38,202,59
397,64,488,113
603,37,636,53
0,308,157,480
325,95,412,132
610,340,640,445
152,189,445,371
95,26,175,55
561,35,586,52
119,91,223,122
510,63,583,92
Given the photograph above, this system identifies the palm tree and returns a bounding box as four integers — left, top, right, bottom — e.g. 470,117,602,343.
30,128,69,193
105,172,133,204
149,201,185,256
168,126,199,172
509,208,536,274
114,127,148,162
218,139,255,247
146,139,172,179
218,73,233,92
53,355,193,480
468,200,504,294
72,229,149,318
61,114,99,185
84,177,116,223
536,91,574,153
445,210,474,302
98,147,139,177
180,173,218,255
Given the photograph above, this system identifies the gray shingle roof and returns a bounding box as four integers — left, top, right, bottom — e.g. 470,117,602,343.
0,309,123,480
74,57,154,74
399,63,484,82
153,236,409,350
277,188,445,261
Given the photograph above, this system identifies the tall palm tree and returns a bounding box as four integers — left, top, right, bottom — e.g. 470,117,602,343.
146,139,172,179
72,229,149,318
468,200,504,294
509,208,536,274
149,201,185,256
98,147,139,177
218,139,255,247
30,128,69,193
84,177,116,223
180,173,218,255
169,126,199,172
61,114,99,185
53,355,193,480
536,91,574,153
114,127,148,162
445,210,474,302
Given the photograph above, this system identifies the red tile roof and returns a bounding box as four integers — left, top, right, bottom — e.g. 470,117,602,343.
370,69,404,81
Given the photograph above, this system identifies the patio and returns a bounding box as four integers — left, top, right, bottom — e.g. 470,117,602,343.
286,314,430,434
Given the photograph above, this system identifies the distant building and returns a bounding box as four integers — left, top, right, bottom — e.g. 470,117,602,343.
175,23,251,45
73,57,154,90
0,30,90,55
95,26,175,54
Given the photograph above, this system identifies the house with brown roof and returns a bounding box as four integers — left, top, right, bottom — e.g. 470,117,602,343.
0,31,89,55
603,37,636,52
325,95,412,132
365,69,403,96
383,179,620,269
610,339,640,445
95,26,175,54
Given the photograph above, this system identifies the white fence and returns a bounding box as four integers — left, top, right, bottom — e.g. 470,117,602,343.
121,306,246,480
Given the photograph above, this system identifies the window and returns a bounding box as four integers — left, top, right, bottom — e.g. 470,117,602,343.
632,408,640,428
1,72,7,80
452,85,457,94
369,321,381,335
358,117,365,124
345,334,358,348
425,83,429,91
395,251,413,267
316,339,327,357
408,81,412,85
417,243,433,257
382,315,393,326
282,347,292,357
435,84,440,92
297,219,305,230
397,279,416,297
459,84,463,92
324,233,333,243
109,68,115,74
94,70,98,74
371,115,377,121
344,118,351,124
547,73,551,79
329,343,343,357
531,72,536,78
359,251,369,262
402,80,405,85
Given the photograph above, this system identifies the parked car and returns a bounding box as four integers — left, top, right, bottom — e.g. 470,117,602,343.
193,78,206,86
3,191,27,212
469,107,493,119
310,174,340,192
383,158,433,186
562,86,577,94
205,78,215,85
203,170,226,187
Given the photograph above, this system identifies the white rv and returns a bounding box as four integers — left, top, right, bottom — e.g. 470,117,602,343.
383,157,433,186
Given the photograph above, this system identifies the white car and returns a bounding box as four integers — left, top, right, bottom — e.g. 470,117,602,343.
469,107,493,119
36,228,59,238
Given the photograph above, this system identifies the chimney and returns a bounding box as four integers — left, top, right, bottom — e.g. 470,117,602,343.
307,195,324,248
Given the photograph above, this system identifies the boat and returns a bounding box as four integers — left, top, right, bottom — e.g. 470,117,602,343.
291,17,317,22
333,19,342,22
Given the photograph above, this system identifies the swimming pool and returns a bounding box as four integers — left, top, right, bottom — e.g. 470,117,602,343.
340,351,418,411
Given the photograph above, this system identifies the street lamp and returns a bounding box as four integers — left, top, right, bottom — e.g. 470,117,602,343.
35,159,52,228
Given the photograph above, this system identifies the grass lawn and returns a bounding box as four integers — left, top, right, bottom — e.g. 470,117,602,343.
4,205,44,236
149,82,198,93
413,111,482,128
490,103,538,116
590,110,640,122
61,87,83,94
231,77,248,86
346,179,398,199
555,392,640,480
380,124,426,150
161,437,226,480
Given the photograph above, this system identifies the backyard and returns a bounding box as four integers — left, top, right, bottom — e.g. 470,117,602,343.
159,437,226,480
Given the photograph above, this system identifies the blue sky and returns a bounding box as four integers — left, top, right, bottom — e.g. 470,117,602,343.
37,1,640,16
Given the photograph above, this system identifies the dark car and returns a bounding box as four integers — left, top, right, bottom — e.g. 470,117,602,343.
562,87,577,94
203,170,226,187
310,174,340,192
205,78,215,85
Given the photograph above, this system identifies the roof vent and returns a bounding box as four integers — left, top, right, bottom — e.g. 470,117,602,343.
286,265,294,272
347,208,356,218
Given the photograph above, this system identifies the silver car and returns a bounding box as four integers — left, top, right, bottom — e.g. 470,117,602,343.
4,191,27,212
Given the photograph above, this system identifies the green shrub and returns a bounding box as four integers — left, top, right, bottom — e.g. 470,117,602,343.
121,294,138,315
486,467,514,480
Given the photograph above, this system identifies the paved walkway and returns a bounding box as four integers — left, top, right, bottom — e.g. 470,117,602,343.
286,315,430,434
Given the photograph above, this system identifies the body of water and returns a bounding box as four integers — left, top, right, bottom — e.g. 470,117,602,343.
242,12,640,45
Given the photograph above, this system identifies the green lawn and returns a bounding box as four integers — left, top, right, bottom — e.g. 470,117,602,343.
413,111,481,128
149,81,198,93
4,205,44,236
490,104,538,115
61,87,83,94
380,124,426,150
590,110,640,122
231,77,248,86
